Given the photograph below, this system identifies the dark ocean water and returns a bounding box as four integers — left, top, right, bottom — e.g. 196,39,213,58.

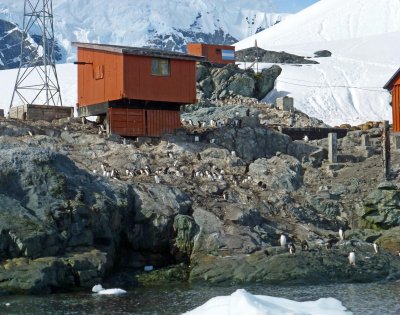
0,282,399,315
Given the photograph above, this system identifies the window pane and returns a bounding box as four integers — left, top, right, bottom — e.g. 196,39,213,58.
152,59,159,75
152,58,169,76
161,60,169,75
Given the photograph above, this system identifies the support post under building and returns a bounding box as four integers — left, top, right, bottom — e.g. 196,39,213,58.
328,132,337,163
382,121,391,180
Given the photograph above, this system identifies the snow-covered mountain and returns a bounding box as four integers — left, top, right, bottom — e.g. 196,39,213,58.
236,0,400,126
0,19,40,70
0,0,289,63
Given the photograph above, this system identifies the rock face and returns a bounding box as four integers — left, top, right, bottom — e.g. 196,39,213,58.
0,19,39,70
190,244,400,285
362,183,400,229
196,63,282,101
0,115,399,294
248,156,303,192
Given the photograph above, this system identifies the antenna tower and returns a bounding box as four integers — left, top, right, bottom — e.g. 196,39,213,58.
10,0,62,108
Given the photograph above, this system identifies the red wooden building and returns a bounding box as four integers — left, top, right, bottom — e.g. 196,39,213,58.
73,42,203,137
384,68,400,132
187,43,235,65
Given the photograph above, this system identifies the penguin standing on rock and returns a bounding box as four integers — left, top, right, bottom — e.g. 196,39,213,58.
280,234,287,248
301,240,309,251
339,227,345,241
288,242,296,255
373,242,379,254
348,251,356,266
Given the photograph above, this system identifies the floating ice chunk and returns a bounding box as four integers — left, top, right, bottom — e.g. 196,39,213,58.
183,289,352,315
92,284,127,295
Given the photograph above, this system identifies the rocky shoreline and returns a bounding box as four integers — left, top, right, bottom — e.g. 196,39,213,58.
0,63,400,294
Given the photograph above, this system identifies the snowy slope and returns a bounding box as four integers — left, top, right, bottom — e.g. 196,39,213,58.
0,0,289,62
236,0,400,126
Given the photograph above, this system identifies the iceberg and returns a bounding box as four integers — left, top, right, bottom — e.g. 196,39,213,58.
183,289,352,315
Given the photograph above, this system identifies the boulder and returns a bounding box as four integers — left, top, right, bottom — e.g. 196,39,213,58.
226,72,255,97
196,63,281,101
196,63,210,82
314,50,332,57
362,185,400,229
254,65,282,100
0,249,109,294
376,227,400,253
248,155,303,192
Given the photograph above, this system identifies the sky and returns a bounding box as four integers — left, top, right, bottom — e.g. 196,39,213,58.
276,0,319,13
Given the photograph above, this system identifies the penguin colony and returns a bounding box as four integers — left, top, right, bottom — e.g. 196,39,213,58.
86,100,400,268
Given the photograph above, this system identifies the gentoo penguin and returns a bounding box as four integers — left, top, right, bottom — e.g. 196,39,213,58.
301,240,309,251
303,135,309,143
373,242,379,254
280,234,287,247
348,251,356,266
223,191,229,201
288,242,296,254
154,175,161,184
339,227,345,241
397,250,400,257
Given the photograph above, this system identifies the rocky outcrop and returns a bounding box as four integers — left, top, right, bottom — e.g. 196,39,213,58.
248,155,303,192
146,28,237,52
190,244,400,285
362,182,400,229
0,116,399,294
314,50,332,58
0,19,39,70
196,63,282,101
236,46,319,65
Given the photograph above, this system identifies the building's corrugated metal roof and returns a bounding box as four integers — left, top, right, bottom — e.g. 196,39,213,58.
72,42,205,61
384,68,400,90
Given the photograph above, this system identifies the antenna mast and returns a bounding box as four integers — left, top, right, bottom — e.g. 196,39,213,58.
10,0,62,108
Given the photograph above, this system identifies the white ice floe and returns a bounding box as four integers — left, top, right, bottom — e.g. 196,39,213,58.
92,284,127,295
183,289,352,315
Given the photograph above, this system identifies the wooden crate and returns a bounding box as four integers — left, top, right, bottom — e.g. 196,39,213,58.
9,105,74,122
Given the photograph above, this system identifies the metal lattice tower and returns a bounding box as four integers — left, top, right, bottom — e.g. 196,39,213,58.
10,0,62,108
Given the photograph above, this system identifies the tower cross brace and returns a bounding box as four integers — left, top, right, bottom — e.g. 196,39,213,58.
10,0,62,108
